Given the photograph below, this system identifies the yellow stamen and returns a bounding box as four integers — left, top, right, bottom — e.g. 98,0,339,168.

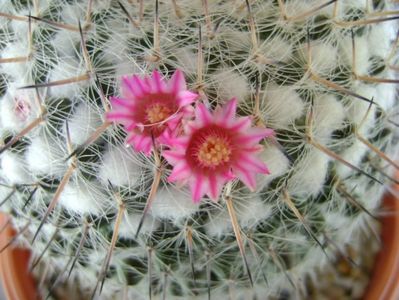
145,103,172,124
197,136,231,167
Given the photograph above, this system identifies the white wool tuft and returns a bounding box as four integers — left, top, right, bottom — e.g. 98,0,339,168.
329,213,372,245
288,149,330,197
0,184,15,211
87,247,107,269
259,36,293,63
204,209,230,238
0,41,31,79
302,42,338,74
52,31,80,57
101,21,130,64
120,286,147,300
37,223,58,240
0,151,32,184
347,84,377,134
322,208,352,233
211,69,250,102
0,2,13,27
174,47,197,75
25,134,67,178
283,0,313,19
353,77,396,113
10,9,30,38
205,196,272,237
114,61,142,79
311,94,345,144
48,57,88,98
339,35,370,75
334,0,368,18
0,183,11,199
335,140,368,178
150,186,199,223
262,85,304,127
374,75,397,111
90,0,113,13
292,245,328,277
361,180,385,211
60,3,85,25
332,0,367,18
234,196,273,228
10,1,51,33
59,180,110,215
64,102,103,146
343,0,368,8
118,213,159,239
218,29,251,53
257,145,290,190
367,22,397,58
245,1,275,18
98,145,142,187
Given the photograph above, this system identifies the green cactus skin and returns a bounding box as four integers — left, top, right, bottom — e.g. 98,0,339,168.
0,0,398,299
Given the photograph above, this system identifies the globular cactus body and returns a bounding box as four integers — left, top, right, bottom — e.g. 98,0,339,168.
0,0,398,299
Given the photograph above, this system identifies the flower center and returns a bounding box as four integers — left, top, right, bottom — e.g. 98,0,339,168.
145,103,173,124
197,135,232,167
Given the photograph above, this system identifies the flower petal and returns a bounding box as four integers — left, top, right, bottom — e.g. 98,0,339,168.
238,154,270,174
127,134,152,155
132,75,149,95
228,116,251,131
169,69,186,94
235,127,274,145
109,97,136,110
162,132,190,149
168,161,191,182
162,149,185,165
215,97,237,126
190,174,208,203
122,76,142,98
140,141,152,155
195,103,212,126
151,70,166,93
177,90,198,106
207,174,226,201
223,170,236,181
106,111,134,122
184,121,200,135
233,164,257,190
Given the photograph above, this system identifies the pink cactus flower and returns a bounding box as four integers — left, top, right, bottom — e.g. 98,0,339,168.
14,96,31,121
163,98,274,203
106,70,198,154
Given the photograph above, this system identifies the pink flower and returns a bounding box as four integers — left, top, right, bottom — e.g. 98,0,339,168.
163,98,274,203
106,70,198,154
14,96,31,121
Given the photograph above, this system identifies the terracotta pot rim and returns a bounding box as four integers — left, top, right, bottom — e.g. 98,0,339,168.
0,213,39,300
363,179,399,300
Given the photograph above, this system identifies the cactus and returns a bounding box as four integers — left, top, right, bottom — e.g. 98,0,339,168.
0,0,398,299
